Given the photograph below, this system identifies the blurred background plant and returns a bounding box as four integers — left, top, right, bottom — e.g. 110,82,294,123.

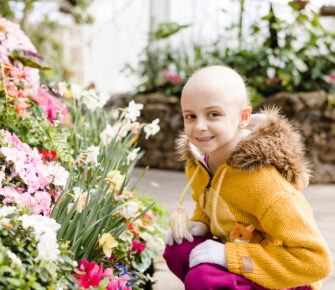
0,0,94,83
133,1,335,108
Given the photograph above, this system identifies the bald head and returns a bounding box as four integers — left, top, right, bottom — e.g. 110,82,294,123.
182,66,249,108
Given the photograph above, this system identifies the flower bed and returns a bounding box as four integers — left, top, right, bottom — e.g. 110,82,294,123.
0,16,167,289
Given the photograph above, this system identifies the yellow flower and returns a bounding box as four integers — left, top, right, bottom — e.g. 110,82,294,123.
105,170,125,192
98,233,118,257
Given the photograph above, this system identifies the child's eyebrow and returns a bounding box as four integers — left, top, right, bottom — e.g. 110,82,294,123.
182,110,193,113
204,106,222,110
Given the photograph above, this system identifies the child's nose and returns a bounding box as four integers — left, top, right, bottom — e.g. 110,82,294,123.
194,119,208,131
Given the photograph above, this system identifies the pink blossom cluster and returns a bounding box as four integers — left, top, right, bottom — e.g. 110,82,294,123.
32,87,69,122
131,240,146,253
162,70,183,85
75,260,132,290
0,129,69,215
0,17,40,91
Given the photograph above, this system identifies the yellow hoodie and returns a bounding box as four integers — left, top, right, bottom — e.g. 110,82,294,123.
178,109,332,289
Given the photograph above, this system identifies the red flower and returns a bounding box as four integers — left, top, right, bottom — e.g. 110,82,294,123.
38,150,57,162
143,213,153,221
131,240,146,253
74,260,114,289
128,223,139,239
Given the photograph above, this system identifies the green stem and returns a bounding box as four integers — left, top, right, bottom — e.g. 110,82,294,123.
0,60,9,113
238,0,245,49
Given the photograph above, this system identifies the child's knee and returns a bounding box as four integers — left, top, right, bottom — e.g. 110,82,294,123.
184,265,212,290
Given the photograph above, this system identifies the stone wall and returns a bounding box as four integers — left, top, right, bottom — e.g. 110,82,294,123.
112,93,185,170
112,91,335,183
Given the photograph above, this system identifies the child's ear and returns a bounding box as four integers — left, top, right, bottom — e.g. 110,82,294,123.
239,106,252,129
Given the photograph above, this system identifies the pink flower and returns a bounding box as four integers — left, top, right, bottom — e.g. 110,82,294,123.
106,274,132,290
327,73,335,80
74,260,114,289
162,70,183,85
131,240,146,253
32,87,68,123
0,130,68,214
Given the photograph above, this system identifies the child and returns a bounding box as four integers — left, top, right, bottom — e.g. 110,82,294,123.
163,66,332,290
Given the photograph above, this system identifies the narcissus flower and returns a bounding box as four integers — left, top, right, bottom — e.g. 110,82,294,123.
98,233,118,257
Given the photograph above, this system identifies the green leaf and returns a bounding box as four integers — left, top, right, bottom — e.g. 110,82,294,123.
9,49,52,70
155,22,192,40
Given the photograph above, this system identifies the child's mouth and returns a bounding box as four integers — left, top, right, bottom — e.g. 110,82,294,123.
195,136,214,143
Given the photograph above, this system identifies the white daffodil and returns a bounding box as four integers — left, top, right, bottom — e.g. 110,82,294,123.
71,187,88,213
125,100,143,122
110,108,120,120
121,201,138,218
100,123,120,146
126,147,140,165
82,89,109,110
144,118,160,139
7,250,22,268
85,146,100,164
82,89,100,110
71,83,82,100
58,81,68,96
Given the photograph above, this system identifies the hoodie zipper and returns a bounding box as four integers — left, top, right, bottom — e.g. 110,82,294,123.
198,161,212,208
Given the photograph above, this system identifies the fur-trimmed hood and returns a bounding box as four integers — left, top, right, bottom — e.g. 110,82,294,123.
176,107,311,191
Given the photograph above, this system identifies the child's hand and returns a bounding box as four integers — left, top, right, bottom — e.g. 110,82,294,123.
189,239,227,268
189,221,209,236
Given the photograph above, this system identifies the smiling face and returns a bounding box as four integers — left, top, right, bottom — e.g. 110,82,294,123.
181,66,250,160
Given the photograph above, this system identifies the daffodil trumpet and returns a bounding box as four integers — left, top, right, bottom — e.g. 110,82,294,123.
169,166,199,243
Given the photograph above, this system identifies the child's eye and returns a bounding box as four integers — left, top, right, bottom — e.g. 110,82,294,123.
208,112,220,118
184,114,195,120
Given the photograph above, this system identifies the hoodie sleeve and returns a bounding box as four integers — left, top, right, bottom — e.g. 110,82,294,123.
225,174,332,289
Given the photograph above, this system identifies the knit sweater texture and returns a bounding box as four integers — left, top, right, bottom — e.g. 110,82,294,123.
177,108,332,290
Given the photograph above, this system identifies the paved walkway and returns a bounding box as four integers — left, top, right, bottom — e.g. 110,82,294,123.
131,168,335,290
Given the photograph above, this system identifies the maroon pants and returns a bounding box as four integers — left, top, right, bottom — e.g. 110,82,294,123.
163,236,312,290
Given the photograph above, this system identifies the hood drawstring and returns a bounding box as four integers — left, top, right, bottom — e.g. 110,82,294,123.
169,166,200,243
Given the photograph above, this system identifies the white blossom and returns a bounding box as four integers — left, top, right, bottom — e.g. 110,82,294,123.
82,89,109,110
144,118,160,139
71,83,82,100
85,146,100,164
0,206,16,217
110,109,120,120
18,215,61,262
36,233,60,262
7,250,22,268
68,187,89,213
126,147,140,165
58,81,68,96
266,67,276,78
0,206,17,226
100,124,120,146
121,201,138,218
125,101,143,122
